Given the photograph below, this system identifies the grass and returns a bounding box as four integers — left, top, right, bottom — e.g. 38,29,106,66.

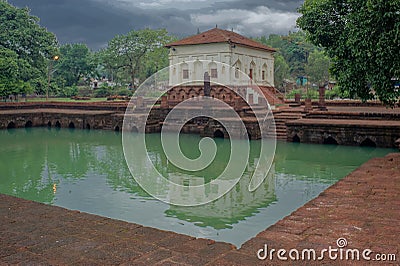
23,97,110,103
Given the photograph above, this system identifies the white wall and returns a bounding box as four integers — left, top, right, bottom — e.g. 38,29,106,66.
168,43,274,87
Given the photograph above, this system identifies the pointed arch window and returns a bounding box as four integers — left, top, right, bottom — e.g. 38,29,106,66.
181,63,189,79
209,62,218,78
262,63,268,81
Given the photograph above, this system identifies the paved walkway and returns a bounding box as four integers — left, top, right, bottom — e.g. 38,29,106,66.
1,153,399,265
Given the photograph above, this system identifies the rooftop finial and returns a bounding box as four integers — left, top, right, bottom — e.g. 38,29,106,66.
216,24,218,28
197,28,200,34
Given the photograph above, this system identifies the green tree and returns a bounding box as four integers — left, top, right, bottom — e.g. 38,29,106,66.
0,1,58,94
298,0,400,105
257,31,320,82
56,43,95,87
0,46,33,98
274,53,290,91
105,28,173,90
305,50,331,85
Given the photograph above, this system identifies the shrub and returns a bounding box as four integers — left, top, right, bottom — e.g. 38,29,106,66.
115,88,133,97
94,86,114,98
57,86,78,97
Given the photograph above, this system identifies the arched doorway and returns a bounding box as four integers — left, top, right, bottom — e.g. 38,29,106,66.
7,122,16,129
55,121,61,128
323,136,338,145
213,129,224,138
293,134,300,143
68,122,75,129
25,121,33,128
360,138,376,148
131,126,138,133
249,61,256,80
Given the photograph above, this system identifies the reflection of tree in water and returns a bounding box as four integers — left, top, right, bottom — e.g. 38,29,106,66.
274,142,392,182
95,137,151,198
0,129,109,203
46,129,92,180
0,129,56,203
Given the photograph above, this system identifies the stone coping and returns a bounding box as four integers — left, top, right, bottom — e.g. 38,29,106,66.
287,118,400,128
1,153,399,264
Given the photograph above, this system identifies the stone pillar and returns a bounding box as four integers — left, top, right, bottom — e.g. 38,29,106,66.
136,96,144,108
160,95,168,109
318,86,327,111
204,72,211,97
295,93,301,104
304,98,312,112
248,93,254,105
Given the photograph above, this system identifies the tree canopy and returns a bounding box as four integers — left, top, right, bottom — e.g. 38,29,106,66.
298,0,400,105
0,46,32,97
103,28,173,90
0,0,58,96
56,43,95,87
305,50,330,85
257,31,327,91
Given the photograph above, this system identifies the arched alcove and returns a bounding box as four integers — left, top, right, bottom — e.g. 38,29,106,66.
7,122,16,129
234,59,242,79
194,60,203,81
262,63,268,81
213,129,224,138
360,138,376,148
249,61,256,80
181,62,189,80
209,62,218,78
25,121,33,128
323,136,338,145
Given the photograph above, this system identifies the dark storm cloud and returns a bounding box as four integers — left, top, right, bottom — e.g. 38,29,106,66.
8,0,150,49
7,0,303,50
211,0,303,12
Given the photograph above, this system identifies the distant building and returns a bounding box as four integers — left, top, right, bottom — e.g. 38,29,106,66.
164,28,283,106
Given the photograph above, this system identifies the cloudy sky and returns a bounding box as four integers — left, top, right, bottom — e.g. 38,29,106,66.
8,0,304,50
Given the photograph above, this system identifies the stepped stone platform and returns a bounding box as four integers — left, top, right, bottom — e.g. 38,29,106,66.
1,153,399,265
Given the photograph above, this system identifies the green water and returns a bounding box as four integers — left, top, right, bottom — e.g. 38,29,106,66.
0,128,394,247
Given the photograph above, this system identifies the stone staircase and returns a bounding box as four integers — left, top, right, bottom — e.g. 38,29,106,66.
273,108,304,140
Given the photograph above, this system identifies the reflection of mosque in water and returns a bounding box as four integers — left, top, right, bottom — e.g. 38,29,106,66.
128,134,277,228
165,163,276,230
